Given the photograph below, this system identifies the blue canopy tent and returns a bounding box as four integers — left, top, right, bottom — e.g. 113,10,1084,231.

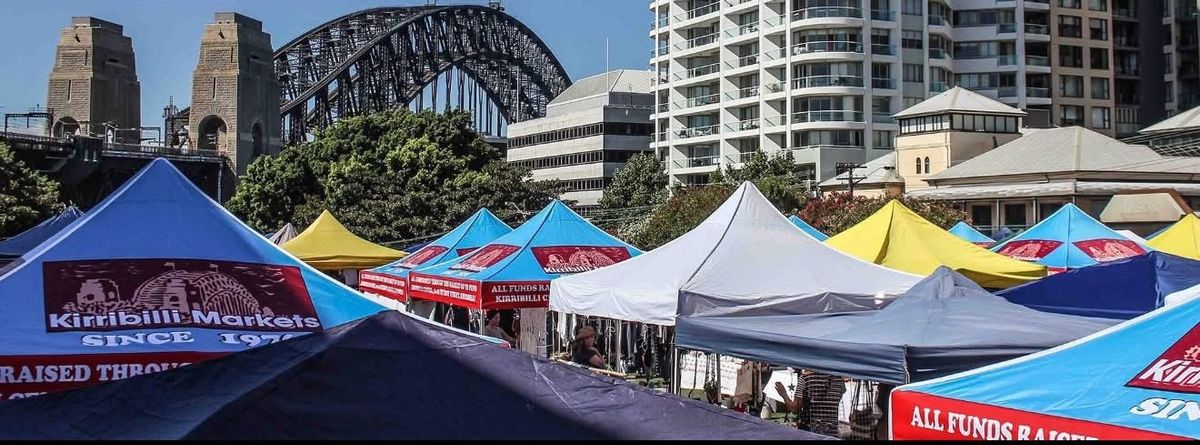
676,268,1114,385
0,158,384,398
359,208,512,304
0,206,84,258
409,201,641,310
0,310,827,440
788,215,829,241
997,251,1200,319
892,279,1200,440
992,203,1146,272
948,221,994,247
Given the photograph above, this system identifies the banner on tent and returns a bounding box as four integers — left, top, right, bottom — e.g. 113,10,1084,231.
995,240,1062,261
530,246,632,274
408,273,550,310
891,391,1183,440
0,351,226,400
1074,239,1145,263
678,351,742,395
358,271,408,302
395,246,449,269
42,259,321,333
449,244,519,273
1127,321,1200,393
455,248,479,257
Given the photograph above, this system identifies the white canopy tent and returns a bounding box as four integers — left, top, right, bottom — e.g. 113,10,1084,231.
549,182,923,326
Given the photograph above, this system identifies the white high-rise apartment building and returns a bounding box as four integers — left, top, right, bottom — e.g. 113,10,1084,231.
649,0,1177,186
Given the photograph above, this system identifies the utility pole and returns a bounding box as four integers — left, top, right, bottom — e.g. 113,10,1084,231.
836,162,863,195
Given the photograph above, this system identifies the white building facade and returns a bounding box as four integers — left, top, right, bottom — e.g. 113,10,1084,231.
506,70,655,213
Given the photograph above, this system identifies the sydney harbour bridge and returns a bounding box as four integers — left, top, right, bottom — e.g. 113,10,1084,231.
4,3,571,204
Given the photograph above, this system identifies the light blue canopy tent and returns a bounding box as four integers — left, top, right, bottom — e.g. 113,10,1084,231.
947,221,995,247
991,203,1146,270
0,206,84,258
788,215,829,241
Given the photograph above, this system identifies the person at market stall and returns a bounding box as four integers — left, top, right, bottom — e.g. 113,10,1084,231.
774,369,845,436
571,325,607,369
483,310,518,345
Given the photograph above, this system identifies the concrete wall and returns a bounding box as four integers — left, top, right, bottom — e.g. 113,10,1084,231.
895,129,1021,191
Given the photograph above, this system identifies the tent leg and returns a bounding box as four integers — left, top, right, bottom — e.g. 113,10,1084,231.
670,345,679,395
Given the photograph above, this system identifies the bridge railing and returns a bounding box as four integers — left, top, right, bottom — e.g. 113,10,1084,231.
0,131,66,147
102,142,224,160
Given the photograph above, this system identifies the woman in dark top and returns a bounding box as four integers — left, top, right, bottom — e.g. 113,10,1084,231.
571,325,607,369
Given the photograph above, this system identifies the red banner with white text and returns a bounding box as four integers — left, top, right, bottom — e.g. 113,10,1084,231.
0,351,226,400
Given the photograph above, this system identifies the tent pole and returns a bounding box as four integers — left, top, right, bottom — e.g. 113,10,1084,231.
715,353,722,406
671,344,679,395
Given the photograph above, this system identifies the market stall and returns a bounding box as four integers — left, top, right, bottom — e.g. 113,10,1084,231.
281,210,407,271
991,203,1145,272
0,206,83,260
1147,213,1200,260
948,221,995,247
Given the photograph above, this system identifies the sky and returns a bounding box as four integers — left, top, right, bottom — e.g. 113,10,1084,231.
0,0,653,130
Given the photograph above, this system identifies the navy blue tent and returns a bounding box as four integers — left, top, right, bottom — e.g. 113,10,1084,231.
676,268,1115,384
0,206,83,258
0,310,824,440
996,251,1200,319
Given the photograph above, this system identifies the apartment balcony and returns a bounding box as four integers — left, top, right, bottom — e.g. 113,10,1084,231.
724,118,761,133
1025,23,1049,36
723,22,759,43
998,86,1019,98
996,54,1019,67
672,62,721,83
673,2,720,24
723,54,759,74
792,6,864,26
870,9,895,21
1114,8,1135,19
1025,0,1050,10
656,131,668,142
672,154,720,169
761,81,787,99
762,15,787,34
1026,55,1051,72
929,48,948,59
724,0,756,13
675,124,720,140
782,145,866,167
725,151,760,164
791,110,865,125
761,115,786,128
792,75,865,89
1116,65,1140,77
724,85,761,102
872,44,897,56
872,113,895,124
996,23,1018,35
928,15,949,26
672,32,719,56
791,41,864,61
871,78,896,89
672,93,721,111
930,82,951,93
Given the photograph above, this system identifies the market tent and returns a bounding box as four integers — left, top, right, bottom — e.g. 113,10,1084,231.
676,268,1114,385
1117,229,1150,245
788,215,829,241
359,208,512,304
551,182,921,326
991,203,1146,271
409,201,641,310
826,201,1045,288
947,221,994,247
267,223,297,245
997,252,1200,319
0,206,84,258
0,158,385,398
891,279,1200,439
0,310,825,440
1146,213,1200,260
281,210,406,270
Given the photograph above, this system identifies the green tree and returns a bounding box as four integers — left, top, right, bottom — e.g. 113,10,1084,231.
227,109,563,242
598,152,668,210
798,192,966,235
0,142,61,237
709,151,812,212
623,184,735,250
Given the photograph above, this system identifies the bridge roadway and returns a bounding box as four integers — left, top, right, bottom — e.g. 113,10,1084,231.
1,131,227,206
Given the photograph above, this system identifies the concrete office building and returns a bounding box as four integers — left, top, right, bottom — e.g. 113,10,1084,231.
506,70,655,213
649,0,1185,185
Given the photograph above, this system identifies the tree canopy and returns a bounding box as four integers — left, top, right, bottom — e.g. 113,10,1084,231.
598,152,668,211
798,192,966,235
226,109,563,243
0,143,61,238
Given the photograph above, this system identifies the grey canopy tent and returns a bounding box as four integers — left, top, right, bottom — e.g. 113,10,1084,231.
675,267,1116,384
268,223,298,245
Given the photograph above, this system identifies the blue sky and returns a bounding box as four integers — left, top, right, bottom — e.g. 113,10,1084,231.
0,0,652,129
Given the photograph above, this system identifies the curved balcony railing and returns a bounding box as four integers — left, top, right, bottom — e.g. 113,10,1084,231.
792,6,863,21
930,82,951,93
792,75,865,88
928,15,949,26
870,9,895,20
929,48,947,59
724,118,761,132
791,41,864,56
791,110,865,123
675,124,720,139
872,113,894,123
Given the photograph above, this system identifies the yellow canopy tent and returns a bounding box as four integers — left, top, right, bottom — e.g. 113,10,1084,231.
826,201,1046,288
1147,214,1200,260
282,210,407,270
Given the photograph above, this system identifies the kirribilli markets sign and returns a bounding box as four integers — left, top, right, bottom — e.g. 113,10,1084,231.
1,258,323,399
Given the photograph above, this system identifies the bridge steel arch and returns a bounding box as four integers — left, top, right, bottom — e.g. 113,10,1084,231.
272,5,572,143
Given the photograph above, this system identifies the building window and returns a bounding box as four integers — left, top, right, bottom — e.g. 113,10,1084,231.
953,41,998,59
1059,45,1083,68
1166,81,1175,102
1060,75,1084,97
1088,0,1106,11
1088,18,1108,41
873,130,893,148
1091,107,1111,129
1058,0,1081,8
923,156,930,174
1166,53,1174,74
1058,16,1082,38
1004,203,1028,228
903,63,924,82
901,0,921,16
953,10,1015,27
901,30,923,49
1089,48,1109,69
1060,105,1085,126
915,156,922,174
1090,77,1110,99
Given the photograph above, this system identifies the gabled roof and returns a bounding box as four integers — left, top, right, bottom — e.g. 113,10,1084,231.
930,126,1200,181
281,211,407,270
410,201,641,310
0,159,385,395
0,206,84,257
893,86,1026,119
817,151,903,188
1140,104,1200,133
550,182,921,325
826,201,1045,288
547,69,653,106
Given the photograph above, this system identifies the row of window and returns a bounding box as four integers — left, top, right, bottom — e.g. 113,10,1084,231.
1059,75,1110,100
1057,16,1107,40
914,156,932,175
508,149,650,171
560,177,614,193
899,114,1021,135
1059,105,1111,129
1058,0,1108,12
508,122,654,149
